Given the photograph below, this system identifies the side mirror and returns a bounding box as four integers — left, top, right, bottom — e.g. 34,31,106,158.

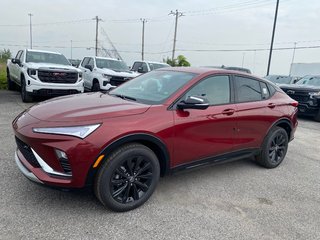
85,64,93,71
177,96,209,110
137,67,146,73
12,58,21,65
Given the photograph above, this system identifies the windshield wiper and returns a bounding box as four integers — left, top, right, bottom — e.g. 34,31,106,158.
111,94,136,102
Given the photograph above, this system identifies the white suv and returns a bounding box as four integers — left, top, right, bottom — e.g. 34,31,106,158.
131,61,170,74
79,57,139,91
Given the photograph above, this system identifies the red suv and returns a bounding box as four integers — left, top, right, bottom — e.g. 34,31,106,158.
13,68,298,211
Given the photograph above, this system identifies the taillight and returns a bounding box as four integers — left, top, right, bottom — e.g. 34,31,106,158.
291,101,299,107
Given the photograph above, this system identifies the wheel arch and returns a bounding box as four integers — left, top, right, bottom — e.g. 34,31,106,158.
85,133,171,186
264,118,293,145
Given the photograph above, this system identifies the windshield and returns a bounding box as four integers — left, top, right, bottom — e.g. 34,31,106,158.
296,76,320,86
26,51,70,65
110,70,197,104
266,76,292,84
149,63,169,70
96,58,128,71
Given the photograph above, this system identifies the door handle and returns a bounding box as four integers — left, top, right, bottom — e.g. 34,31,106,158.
268,103,276,109
222,109,235,115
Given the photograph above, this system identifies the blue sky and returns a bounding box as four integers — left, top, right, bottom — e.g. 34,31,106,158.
1,0,320,76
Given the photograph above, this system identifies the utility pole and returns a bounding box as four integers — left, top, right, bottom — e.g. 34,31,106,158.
266,0,280,76
70,40,73,60
289,42,297,76
140,18,147,61
93,16,102,56
28,13,33,49
169,10,184,61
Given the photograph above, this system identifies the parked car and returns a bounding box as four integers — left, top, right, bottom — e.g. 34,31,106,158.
264,75,299,85
279,75,320,121
13,67,298,211
7,49,84,102
131,61,170,74
79,56,139,91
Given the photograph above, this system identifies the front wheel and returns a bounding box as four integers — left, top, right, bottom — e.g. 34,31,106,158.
92,81,100,92
21,78,33,103
94,143,160,212
314,110,320,122
256,127,288,168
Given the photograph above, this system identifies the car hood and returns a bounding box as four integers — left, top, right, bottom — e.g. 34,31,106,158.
279,84,320,92
26,62,80,72
100,68,139,78
26,93,150,122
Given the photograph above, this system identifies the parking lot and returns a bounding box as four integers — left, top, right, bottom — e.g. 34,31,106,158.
0,90,319,240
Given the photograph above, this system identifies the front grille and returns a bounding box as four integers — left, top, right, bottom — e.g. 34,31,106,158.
38,70,78,84
110,76,129,86
15,137,40,168
59,158,72,174
288,94,309,102
33,89,79,96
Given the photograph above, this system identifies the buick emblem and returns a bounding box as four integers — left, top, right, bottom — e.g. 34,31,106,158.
287,90,295,94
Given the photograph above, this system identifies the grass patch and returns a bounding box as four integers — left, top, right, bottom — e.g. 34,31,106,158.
0,62,7,90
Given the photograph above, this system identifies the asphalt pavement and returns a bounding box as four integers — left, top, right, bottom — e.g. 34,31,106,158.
0,90,319,240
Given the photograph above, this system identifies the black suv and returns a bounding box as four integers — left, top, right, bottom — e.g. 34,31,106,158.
279,75,320,121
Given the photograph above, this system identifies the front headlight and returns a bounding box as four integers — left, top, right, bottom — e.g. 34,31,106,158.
27,68,37,79
102,73,112,79
309,91,320,98
33,124,101,139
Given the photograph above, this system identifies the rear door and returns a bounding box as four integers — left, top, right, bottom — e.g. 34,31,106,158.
233,75,280,150
173,75,237,166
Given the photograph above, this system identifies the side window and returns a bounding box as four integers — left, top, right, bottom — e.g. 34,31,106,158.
131,62,142,71
19,51,24,62
87,58,94,67
260,82,270,99
184,75,230,105
141,62,148,72
268,84,277,96
235,76,262,102
81,57,89,67
15,50,22,59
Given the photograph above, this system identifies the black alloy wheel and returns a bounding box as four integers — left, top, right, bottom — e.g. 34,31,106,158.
111,156,153,204
268,132,287,165
21,77,33,102
94,143,160,212
256,127,288,168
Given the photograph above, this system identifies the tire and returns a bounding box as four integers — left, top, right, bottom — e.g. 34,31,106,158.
256,127,288,169
7,70,15,91
92,81,100,92
94,143,160,212
314,110,320,122
21,77,33,103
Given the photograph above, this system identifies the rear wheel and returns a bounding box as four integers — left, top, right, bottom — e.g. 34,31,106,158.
94,143,160,212
256,127,288,168
7,70,15,90
21,77,33,103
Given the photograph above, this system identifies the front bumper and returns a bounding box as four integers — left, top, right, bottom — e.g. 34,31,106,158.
15,151,43,184
25,75,84,95
297,103,320,116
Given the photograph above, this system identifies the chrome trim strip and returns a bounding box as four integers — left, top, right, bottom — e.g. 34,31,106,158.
31,149,72,177
15,151,43,184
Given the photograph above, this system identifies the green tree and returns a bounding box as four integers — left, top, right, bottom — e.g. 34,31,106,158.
0,49,12,62
164,55,191,67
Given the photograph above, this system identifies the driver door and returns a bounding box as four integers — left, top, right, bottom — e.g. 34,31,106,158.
173,75,237,166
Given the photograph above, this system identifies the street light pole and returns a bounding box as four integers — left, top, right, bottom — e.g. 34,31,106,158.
70,40,73,60
266,0,280,76
28,13,33,49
